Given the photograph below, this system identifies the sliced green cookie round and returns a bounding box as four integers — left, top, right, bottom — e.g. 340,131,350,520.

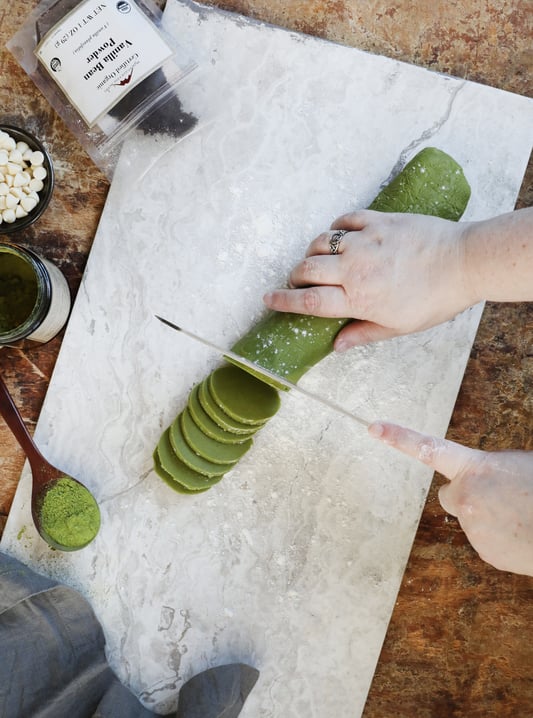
208,364,280,425
188,384,252,445
157,429,224,490
169,415,231,477
180,407,253,465
153,446,210,494
198,379,258,436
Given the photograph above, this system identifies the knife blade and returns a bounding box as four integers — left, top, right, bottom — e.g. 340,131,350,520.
155,315,371,429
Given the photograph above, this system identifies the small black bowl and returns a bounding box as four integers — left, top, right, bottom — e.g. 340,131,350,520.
0,124,54,234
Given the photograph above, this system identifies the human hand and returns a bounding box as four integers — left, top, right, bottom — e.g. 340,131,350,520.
368,421,533,577
263,210,477,351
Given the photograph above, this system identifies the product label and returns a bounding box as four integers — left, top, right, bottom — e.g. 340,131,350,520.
35,1,173,127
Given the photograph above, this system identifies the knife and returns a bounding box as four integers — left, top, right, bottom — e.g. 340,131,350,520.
155,315,371,429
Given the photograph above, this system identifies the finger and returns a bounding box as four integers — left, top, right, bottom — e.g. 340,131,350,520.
263,285,350,317
330,209,375,231
306,230,350,257
333,320,402,351
367,422,476,480
288,255,345,288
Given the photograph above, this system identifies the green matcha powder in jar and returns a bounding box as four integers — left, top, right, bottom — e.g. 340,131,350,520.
0,243,70,345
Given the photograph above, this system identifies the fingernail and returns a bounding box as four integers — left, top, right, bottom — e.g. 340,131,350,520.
263,292,273,305
334,339,350,353
368,421,384,438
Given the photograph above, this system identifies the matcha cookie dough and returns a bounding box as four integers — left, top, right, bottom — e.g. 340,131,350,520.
154,147,472,493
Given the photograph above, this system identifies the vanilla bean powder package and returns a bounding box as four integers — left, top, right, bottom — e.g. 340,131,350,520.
8,0,198,178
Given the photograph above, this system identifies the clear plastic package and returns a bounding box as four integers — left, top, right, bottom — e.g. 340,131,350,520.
7,0,198,178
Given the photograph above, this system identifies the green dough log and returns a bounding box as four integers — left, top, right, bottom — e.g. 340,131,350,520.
154,146,471,492
229,146,471,389
208,365,280,425
181,407,253,465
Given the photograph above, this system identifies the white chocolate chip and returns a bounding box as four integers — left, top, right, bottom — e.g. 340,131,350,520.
30,150,44,166
29,178,44,192
21,196,38,212
13,172,29,187
16,141,30,154
2,136,16,151
2,208,16,223
0,182,8,195
15,205,28,218
5,193,18,209
32,166,47,181
8,149,23,164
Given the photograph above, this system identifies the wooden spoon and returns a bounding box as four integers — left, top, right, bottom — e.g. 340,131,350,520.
0,375,100,551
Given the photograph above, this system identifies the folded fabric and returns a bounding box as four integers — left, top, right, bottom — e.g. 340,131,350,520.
0,551,258,718
0,551,157,718
177,663,259,718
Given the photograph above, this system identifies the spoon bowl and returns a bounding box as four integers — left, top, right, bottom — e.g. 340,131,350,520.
0,375,100,550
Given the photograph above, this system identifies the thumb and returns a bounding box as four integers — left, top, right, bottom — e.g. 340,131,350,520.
334,321,402,351
368,421,478,481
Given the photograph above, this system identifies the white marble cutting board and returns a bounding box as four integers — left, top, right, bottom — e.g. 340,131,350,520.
2,1,533,716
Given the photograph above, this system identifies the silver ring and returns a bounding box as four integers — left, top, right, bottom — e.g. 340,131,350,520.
329,229,347,255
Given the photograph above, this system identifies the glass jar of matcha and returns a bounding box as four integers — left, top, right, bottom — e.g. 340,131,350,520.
0,243,71,345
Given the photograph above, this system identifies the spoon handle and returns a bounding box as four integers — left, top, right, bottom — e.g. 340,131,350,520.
0,375,47,472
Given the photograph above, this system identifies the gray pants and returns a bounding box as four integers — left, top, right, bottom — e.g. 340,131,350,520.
0,551,258,718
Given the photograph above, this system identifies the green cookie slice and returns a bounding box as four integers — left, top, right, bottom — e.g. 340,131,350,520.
181,407,253,465
157,430,224,489
169,415,231,477
208,364,280,425
153,446,211,494
188,384,252,445
198,379,258,435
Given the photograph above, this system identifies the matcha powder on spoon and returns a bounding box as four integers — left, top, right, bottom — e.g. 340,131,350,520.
39,477,100,550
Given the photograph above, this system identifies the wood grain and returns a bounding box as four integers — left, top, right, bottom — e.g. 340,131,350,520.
0,0,109,531
0,1,531,714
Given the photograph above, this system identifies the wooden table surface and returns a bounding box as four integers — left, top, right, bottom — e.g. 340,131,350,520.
1,1,532,715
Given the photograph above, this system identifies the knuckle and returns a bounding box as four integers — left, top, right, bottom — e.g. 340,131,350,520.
302,287,322,313
417,437,441,465
347,289,371,317
301,257,320,279
267,291,288,311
